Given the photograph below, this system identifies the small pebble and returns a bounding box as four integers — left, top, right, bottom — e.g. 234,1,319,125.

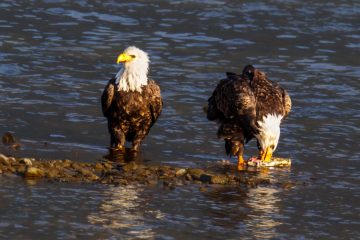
19,158,33,166
175,168,186,177
24,167,44,178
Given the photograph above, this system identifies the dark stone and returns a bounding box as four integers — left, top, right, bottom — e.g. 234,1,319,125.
188,169,205,180
199,174,212,183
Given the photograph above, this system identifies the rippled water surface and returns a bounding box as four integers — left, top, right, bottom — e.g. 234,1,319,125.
0,0,359,239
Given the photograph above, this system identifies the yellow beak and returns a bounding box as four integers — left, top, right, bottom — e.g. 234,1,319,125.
260,146,273,162
117,53,133,64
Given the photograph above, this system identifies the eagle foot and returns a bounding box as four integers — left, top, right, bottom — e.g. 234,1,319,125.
237,155,246,171
111,145,125,152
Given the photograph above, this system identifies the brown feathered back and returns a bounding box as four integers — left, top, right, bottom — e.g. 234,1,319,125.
207,67,291,143
250,69,291,121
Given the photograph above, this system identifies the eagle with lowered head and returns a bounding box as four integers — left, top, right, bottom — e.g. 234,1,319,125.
207,65,291,170
101,46,162,151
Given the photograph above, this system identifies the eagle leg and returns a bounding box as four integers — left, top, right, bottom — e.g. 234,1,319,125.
131,139,142,152
110,125,125,151
237,155,245,171
225,139,246,170
236,144,246,170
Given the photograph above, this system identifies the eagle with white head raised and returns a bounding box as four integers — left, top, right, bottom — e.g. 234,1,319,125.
207,65,291,170
101,46,162,151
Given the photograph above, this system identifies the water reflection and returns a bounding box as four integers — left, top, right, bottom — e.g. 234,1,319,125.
202,170,284,239
87,185,161,239
103,147,141,163
245,187,282,239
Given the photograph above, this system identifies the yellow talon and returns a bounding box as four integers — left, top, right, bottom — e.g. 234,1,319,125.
237,155,245,170
113,145,124,152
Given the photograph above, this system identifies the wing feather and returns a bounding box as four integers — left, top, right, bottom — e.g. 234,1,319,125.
101,78,116,117
145,79,163,126
283,89,292,118
207,73,258,135
211,74,256,119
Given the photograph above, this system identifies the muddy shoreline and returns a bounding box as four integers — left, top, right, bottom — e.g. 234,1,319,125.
0,152,283,188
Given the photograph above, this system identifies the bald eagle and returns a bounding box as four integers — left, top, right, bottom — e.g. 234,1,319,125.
207,65,291,170
101,46,162,151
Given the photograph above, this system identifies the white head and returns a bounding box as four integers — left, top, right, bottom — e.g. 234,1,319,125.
115,46,149,92
255,114,283,153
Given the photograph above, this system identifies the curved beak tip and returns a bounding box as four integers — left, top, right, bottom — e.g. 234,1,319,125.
117,53,133,64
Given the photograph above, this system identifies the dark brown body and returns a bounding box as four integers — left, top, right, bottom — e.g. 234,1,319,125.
207,66,291,158
101,78,162,150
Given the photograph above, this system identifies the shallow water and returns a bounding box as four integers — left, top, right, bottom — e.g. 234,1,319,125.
0,0,359,239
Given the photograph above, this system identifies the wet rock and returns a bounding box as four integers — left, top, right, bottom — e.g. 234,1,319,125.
94,162,104,171
46,168,59,178
24,167,44,178
185,173,192,181
199,174,212,183
175,168,187,177
19,158,33,166
0,154,10,166
78,168,99,181
71,162,82,171
102,162,114,170
8,166,16,174
61,160,72,168
122,162,138,172
86,173,99,182
188,169,205,180
158,166,176,178
148,165,159,172
136,167,150,177
17,165,26,174
210,175,229,184
0,152,279,188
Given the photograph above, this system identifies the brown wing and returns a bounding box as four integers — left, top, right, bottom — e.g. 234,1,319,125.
101,78,116,117
208,72,256,120
207,78,227,121
207,73,259,138
283,89,292,118
144,79,163,126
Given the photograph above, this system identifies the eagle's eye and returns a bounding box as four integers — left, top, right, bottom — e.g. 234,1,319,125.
130,55,136,58
270,144,275,149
